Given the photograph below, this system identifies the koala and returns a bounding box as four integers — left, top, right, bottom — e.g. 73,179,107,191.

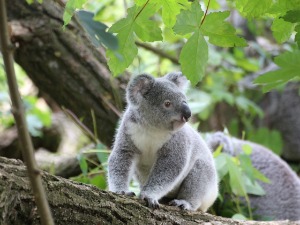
108,72,218,211
207,132,300,221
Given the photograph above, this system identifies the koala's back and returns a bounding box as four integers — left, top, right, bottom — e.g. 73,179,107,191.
209,133,300,220
244,141,300,220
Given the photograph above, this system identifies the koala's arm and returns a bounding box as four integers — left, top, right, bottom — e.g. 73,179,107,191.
140,139,188,206
108,131,135,194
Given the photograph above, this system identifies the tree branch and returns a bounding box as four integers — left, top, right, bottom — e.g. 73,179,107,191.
136,41,180,65
0,1,54,224
1,156,299,225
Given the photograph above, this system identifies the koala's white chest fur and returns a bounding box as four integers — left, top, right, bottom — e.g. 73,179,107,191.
127,122,171,182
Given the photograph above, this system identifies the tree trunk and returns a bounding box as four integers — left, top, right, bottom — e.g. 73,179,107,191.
0,156,298,225
7,0,127,147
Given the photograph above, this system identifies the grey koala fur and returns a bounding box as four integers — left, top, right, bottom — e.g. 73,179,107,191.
207,132,300,221
108,72,218,211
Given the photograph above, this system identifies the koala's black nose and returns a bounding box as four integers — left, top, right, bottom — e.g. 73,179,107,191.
182,102,191,122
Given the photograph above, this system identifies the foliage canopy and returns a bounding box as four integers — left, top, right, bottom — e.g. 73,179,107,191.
64,0,300,89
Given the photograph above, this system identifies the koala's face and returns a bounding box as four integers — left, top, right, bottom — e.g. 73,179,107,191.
127,72,191,131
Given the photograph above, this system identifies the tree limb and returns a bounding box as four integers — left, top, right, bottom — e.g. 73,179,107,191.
136,41,180,65
7,0,128,147
1,157,299,225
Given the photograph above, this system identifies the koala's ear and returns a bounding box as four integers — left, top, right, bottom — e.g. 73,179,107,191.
126,74,155,105
165,72,189,91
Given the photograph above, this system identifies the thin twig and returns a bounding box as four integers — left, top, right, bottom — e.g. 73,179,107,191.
62,107,99,144
0,1,54,225
136,41,180,65
200,0,211,26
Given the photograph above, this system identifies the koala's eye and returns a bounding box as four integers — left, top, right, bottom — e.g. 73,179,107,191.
164,100,171,108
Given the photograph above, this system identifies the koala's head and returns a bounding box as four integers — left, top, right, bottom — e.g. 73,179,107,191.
126,72,191,131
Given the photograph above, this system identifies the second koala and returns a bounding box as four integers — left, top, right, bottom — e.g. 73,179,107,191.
108,72,218,211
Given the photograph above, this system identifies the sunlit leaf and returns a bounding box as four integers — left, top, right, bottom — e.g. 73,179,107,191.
90,174,107,189
63,0,87,28
271,18,295,44
242,144,252,155
295,25,300,47
153,0,190,27
226,157,247,196
254,50,300,91
179,30,208,85
106,7,137,75
201,11,247,47
214,153,229,181
173,1,203,35
236,0,273,18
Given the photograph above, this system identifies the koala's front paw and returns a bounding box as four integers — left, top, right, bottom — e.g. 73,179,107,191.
140,193,160,209
116,191,136,197
169,199,192,210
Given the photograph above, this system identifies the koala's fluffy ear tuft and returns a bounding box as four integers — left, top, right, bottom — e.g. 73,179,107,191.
126,74,155,105
165,72,189,92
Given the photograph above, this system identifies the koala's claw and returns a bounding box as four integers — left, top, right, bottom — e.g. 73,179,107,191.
140,195,160,209
169,199,192,210
117,191,136,197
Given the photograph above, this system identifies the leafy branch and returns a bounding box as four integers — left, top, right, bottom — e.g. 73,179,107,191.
63,0,300,90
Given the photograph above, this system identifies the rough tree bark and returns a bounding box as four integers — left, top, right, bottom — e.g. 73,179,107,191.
7,0,127,147
0,156,299,225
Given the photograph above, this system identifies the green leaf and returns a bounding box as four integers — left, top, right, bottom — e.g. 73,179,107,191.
268,0,300,16
90,174,107,189
106,7,137,75
241,144,252,155
226,156,247,196
214,153,229,181
153,0,190,27
134,21,162,42
213,144,223,157
200,12,247,47
179,30,208,85
235,0,273,18
77,155,88,176
254,50,300,91
296,25,300,47
232,214,247,221
271,18,295,43
75,10,118,50
63,0,87,28
282,9,300,23
238,153,270,184
252,167,270,183
106,4,162,75
173,1,204,35
134,3,162,42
